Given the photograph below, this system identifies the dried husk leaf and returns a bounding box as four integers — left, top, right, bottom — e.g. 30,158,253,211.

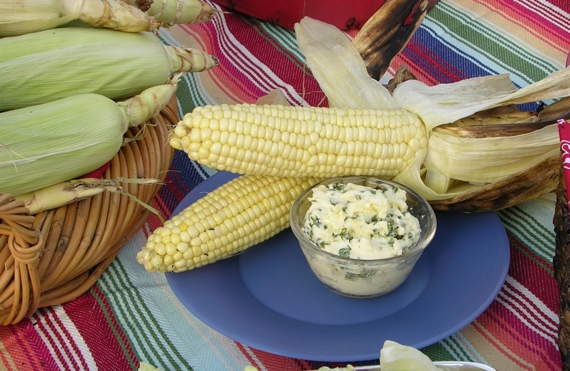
424,124,560,184
294,17,397,110
293,7,567,211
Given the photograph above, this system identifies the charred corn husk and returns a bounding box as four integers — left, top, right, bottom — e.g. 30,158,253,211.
136,174,323,272
0,0,159,37
0,26,217,111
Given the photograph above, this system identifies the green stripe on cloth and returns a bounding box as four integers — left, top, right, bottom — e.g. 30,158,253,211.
499,204,556,263
99,232,253,371
443,334,480,363
258,21,304,61
90,289,139,370
428,3,561,81
95,243,195,371
422,340,461,362
177,73,211,113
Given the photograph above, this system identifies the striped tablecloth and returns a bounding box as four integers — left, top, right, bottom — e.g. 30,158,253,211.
1,1,569,370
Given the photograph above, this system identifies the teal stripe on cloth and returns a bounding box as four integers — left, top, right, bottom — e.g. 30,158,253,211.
443,334,481,364
99,232,253,371
254,19,306,67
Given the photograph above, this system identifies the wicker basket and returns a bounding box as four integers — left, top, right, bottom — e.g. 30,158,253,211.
555,161,570,370
0,102,177,325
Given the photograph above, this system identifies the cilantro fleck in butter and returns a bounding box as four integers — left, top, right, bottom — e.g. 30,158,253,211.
302,182,421,260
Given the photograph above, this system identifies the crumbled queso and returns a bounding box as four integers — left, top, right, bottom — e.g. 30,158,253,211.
302,182,421,259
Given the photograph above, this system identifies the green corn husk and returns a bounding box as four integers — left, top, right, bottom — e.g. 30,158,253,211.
15,177,161,215
0,83,177,196
123,0,219,26
0,0,159,37
0,26,217,111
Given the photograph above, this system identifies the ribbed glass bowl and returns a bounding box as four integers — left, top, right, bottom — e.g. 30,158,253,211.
290,176,437,299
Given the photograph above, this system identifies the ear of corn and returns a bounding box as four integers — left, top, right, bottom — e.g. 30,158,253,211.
0,0,158,37
170,103,428,178
136,174,323,272
0,26,217,111
123,0,219,26
0,83,176,196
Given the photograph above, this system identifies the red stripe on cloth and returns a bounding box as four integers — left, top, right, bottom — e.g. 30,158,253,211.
181,22,264,103
0,322,45,370
466,232,561,370
203,13,326,106
393,41,472,85
485,0,570,53
208,19,275,100
475,302,561,370
39,307,90,370
63,287,138,370
20,309,79,370
501,280,557,334
243,22,326,105
507,234,558,309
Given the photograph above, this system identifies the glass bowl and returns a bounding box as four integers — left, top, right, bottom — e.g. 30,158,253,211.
290,176,437,298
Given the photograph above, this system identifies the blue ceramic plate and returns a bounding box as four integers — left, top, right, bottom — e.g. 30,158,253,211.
166,172,510,362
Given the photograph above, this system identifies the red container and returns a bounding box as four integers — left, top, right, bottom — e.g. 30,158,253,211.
211,0,439,30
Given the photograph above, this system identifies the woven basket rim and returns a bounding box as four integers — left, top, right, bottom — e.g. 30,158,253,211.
0,101,177,325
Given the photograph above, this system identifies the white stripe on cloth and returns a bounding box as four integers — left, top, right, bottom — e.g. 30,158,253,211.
33,306,96,370
518,0,570,34
497,276,559,348
207,10,309,107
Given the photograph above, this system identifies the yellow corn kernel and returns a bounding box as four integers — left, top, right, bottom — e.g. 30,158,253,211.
136,174,324,273
170,104,428,178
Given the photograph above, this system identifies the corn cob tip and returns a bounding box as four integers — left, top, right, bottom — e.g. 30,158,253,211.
167,46,219,73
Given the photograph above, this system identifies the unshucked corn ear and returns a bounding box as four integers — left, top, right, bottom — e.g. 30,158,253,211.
123,0,219,26
0,0,159,37
136,174,323,272
0,83,176,196
0,26,217,111
170,104,428,178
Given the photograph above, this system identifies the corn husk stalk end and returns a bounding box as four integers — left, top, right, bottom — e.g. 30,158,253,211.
15,177,162,218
